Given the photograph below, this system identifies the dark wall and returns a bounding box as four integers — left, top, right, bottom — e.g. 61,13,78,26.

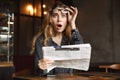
113,0,120,63
76,0,120,64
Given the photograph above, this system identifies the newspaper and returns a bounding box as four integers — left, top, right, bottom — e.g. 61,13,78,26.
42,43,91,73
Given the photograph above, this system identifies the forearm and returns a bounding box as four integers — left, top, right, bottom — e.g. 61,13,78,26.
34,38,46,76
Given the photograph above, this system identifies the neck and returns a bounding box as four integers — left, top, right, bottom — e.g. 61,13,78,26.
53,31,62,38
56,32,62,38
52,32,63,46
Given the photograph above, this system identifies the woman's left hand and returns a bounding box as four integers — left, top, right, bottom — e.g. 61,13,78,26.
65,6,78,29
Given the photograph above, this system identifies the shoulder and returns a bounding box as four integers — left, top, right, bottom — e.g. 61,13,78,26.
36,34,44,45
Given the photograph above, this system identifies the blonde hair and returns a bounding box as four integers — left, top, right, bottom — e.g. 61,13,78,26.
30,3,72,54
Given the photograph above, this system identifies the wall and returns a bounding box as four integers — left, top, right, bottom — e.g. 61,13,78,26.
113,0,120,63
76,0,120,64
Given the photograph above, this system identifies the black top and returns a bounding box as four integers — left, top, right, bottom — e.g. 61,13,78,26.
34,29,83,76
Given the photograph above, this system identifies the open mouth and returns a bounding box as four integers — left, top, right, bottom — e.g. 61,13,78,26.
57,24,62,27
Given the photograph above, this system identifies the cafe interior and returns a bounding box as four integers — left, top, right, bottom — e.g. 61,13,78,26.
0,0,120,80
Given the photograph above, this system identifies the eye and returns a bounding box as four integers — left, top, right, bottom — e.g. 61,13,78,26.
51,13,58,18
61,14,67,18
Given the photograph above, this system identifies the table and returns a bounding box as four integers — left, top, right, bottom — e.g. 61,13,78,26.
14,72,119,80
99,64,120,73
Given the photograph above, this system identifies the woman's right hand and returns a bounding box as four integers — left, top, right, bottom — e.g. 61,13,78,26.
38,58,54,70
66,6,78,30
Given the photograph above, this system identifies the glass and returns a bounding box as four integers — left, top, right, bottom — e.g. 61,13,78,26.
53,7,68,14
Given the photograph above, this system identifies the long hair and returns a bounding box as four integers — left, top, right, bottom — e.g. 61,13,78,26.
30,3,72,54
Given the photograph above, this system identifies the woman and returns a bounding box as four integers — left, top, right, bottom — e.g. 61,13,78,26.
31,0,83,76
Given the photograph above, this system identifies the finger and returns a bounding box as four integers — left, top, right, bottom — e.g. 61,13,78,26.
38,62,49,70
38,63,45,70
70,6,78,15
38,58,54,70
40,65,47,70
66,6,77,14
40,58,51,64
65,8,74,15
45,59,54,64
70,7,78,20
67,11,72,22
70,6,76,11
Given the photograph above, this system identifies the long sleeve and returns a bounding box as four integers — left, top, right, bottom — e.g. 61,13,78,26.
34,30,84,76
70,29,83,44
34,37,45,76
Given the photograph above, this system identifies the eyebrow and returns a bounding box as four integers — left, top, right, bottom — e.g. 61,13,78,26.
52,12,67,15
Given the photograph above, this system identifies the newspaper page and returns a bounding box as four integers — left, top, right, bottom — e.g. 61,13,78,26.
42,43,91,73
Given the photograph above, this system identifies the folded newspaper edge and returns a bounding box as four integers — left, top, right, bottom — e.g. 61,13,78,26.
42,43,92,73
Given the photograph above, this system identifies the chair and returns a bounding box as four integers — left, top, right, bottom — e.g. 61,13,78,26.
109,64,120,70
99,64,120,73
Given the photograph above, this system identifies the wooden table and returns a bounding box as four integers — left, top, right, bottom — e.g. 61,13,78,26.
14,73,119,80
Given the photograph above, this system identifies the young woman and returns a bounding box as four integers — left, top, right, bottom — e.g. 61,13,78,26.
31,0,83,76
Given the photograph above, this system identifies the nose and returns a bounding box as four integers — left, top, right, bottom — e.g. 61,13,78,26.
57,15,62,22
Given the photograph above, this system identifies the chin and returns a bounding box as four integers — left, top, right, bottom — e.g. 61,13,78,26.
57,30,63,33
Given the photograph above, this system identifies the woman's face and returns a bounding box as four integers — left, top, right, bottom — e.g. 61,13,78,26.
50,7,68,33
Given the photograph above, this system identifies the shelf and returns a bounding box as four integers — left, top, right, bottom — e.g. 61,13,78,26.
0,53,6,56
0,62,13,67
0,13,14,62
0,43,14,47
0,33,14,35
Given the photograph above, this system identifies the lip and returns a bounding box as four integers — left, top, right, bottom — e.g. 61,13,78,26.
57,24,62,27
56,24,62,30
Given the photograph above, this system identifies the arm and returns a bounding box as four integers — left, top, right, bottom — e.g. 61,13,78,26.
66,6,83,44
66,6,78,30
34,36,53,76
70,29,83,44
34,37,44,76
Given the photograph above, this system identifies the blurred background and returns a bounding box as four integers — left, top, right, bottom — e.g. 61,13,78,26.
0,0,120,78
